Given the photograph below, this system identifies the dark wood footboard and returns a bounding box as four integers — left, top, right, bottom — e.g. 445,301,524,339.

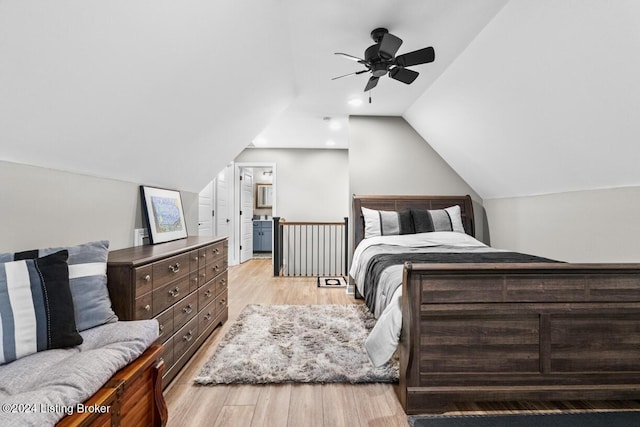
57,344,167,426
398,262,640,414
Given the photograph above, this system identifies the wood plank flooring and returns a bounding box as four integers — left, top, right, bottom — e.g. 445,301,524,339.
163,259,640,426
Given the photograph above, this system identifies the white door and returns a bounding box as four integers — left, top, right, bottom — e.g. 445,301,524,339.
198,181,213,236
239,169,254,263
215,164,233,239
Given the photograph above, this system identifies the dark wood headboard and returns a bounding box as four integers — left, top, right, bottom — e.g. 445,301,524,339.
352,194,475,250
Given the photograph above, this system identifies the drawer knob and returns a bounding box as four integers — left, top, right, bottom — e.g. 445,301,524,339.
204,289,212,298
183,303,193,314
144,304,151,312
169,287,180,298
220,279,226,286
159,324,165,336
220,299,226,306
201,253,206,259
183,331,193,342
144,274,151,282
193,256,198,261
214,248,220,254
204,312,212,321
213,265,220,272
168,262,181,273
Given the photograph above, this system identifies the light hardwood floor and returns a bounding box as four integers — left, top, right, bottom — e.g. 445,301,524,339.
163,259,640,426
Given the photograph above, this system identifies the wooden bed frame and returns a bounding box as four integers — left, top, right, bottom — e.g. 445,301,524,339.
57,344,167,426
352,194,640,414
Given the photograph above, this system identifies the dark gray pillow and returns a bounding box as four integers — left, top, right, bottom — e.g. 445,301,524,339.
0,250,83,364
411,205,465,234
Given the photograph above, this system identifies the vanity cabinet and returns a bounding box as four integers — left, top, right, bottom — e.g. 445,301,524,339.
253,220,272,252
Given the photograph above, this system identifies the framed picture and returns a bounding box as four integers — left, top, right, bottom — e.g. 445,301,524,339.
140,185,188,244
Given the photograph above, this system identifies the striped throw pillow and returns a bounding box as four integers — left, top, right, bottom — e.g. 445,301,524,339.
361,207,415,239
1,241,118,332
411,205,465,233
0,250,83,365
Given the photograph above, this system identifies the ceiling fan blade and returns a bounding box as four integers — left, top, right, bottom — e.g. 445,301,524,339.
335,52,366,63
331,69,368,80
364,76,379,92
379,33,403,60
394,46,435,67
389,67,419,84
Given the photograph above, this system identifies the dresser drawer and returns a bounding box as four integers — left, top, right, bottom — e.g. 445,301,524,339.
208,260,226,278
216,288,228,315
202,242,225,265
156,307,174,341
198,301,217,336
160,337,174,371
152,252,191,289
197,266,207,288
135,292,153,320
189,250,199,273
198,279,216,310
134,265,153,297
173,316,198,358
197,246,211,266
189,271,200,293
153,275,190,316
214,271,228,297
173,291,197,332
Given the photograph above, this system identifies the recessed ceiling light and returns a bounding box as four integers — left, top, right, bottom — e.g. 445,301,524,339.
348,98,363,107
328,119,342,131
253,136,267,146
326,139,336,146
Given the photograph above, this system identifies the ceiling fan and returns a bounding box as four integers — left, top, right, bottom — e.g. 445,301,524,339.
333,27,435,92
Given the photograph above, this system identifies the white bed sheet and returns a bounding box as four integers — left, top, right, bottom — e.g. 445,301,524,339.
349,232,491,367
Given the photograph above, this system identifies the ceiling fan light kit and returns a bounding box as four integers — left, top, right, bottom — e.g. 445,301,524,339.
334,27,435,92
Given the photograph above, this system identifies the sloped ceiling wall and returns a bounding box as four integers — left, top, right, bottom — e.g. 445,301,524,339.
405,0,640,199
0,1,295,193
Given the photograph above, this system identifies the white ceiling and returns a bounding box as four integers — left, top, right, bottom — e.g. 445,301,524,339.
2,1,639,199
258,0,508,150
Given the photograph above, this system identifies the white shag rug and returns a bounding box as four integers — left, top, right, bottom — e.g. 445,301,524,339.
194,304,399,385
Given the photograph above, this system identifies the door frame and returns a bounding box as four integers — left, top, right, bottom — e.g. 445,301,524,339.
232,162,277,266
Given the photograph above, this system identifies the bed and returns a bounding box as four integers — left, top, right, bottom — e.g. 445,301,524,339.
351,194,640,414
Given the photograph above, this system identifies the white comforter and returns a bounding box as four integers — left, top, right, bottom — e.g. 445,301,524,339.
349,232,494,367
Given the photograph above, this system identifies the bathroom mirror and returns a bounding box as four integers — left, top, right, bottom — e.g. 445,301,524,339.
256,184,273,208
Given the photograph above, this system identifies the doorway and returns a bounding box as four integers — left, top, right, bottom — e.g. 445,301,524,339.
234,163,277,265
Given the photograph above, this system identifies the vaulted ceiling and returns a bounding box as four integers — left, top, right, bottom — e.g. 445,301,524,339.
2,1,639,199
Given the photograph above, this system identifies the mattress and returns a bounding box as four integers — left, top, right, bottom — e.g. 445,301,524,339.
349,232,498,366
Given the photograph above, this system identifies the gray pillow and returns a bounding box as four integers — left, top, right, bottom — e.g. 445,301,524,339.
361,207,415,239
1,241,118,331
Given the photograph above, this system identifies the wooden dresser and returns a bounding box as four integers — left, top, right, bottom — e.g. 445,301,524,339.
106,236,228,387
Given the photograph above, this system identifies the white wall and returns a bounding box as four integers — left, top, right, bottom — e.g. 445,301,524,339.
234,148,349,222
405,0,640,199
484,187,640,263
348,116,487,242
0,160,198,252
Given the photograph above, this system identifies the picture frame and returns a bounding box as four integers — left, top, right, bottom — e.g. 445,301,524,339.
140,185,188,244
